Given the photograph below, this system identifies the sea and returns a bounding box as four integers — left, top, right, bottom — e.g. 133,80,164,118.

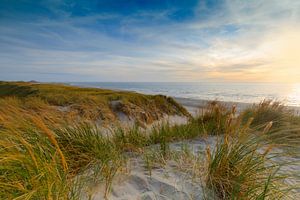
69,82,300,107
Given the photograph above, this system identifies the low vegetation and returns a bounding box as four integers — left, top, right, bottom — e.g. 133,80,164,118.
0,81,190,126
0,106,70,199
0,82,299,199
206,111,291,199
241,100,300,145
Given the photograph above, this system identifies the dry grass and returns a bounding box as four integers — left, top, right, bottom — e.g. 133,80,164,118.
241,100,300,145
0,105,72,199
198,101,235,135
205,102,299,199
0,83,299,199
0,81,190,126
241,100,289,129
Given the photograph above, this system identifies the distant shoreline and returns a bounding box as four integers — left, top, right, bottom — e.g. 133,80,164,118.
18,81,300,115
67,82,300,108
174,97,300,116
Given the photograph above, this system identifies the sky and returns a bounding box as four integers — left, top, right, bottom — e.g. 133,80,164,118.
0,0,300,82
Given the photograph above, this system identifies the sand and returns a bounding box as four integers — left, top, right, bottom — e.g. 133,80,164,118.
175,97,300,116
174,97,251,117
79,97,300,199
80,137,218,200
80,136,300,200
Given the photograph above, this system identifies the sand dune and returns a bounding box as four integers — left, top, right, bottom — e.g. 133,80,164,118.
80,136,300,200
80,138,218,200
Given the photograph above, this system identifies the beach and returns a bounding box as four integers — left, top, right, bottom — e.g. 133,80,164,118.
2,1,300,199
175,97,300,117
80,137,218,200
1,82,299,200
79,96,300,200
70,82,300,108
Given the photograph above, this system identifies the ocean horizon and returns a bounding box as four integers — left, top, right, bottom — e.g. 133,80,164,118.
69,82,300,107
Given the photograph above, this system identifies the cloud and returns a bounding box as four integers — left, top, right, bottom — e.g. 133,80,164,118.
0,0,299,82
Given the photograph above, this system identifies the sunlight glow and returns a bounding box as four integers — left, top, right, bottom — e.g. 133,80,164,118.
288,84,300,106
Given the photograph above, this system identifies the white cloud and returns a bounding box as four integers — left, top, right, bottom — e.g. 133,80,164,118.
0,0,300,82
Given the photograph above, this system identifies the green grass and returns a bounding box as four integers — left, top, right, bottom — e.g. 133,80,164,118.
56,124,124,175
62,130,124,199
0,81,190,125
206,117,287,199
241,100,289,129
0,83,299,199
0,108,71,199
204,101,300,199
241,100,300,145
199,100,235,135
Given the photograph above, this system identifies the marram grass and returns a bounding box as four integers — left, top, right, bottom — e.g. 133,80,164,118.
0,81,190,126
0,108,71,199
0,85,299,199
205,102,300,199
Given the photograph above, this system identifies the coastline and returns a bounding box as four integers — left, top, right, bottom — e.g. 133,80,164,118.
174,97,300,116
1,82,300,199
68,81,300,116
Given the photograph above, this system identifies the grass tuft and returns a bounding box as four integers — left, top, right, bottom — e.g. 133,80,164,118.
0,82,299,199
205,106,297,199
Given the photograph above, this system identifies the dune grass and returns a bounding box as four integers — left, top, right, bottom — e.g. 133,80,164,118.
0,81,190,125
0,83,193,199
241,100,290,129
0,83,299,199
0,106,71,199
206,115,288,199
241,100,300,146
198,100,236,135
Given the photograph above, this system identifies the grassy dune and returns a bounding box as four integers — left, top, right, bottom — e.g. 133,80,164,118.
0,81,190,126
0,82,299,199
